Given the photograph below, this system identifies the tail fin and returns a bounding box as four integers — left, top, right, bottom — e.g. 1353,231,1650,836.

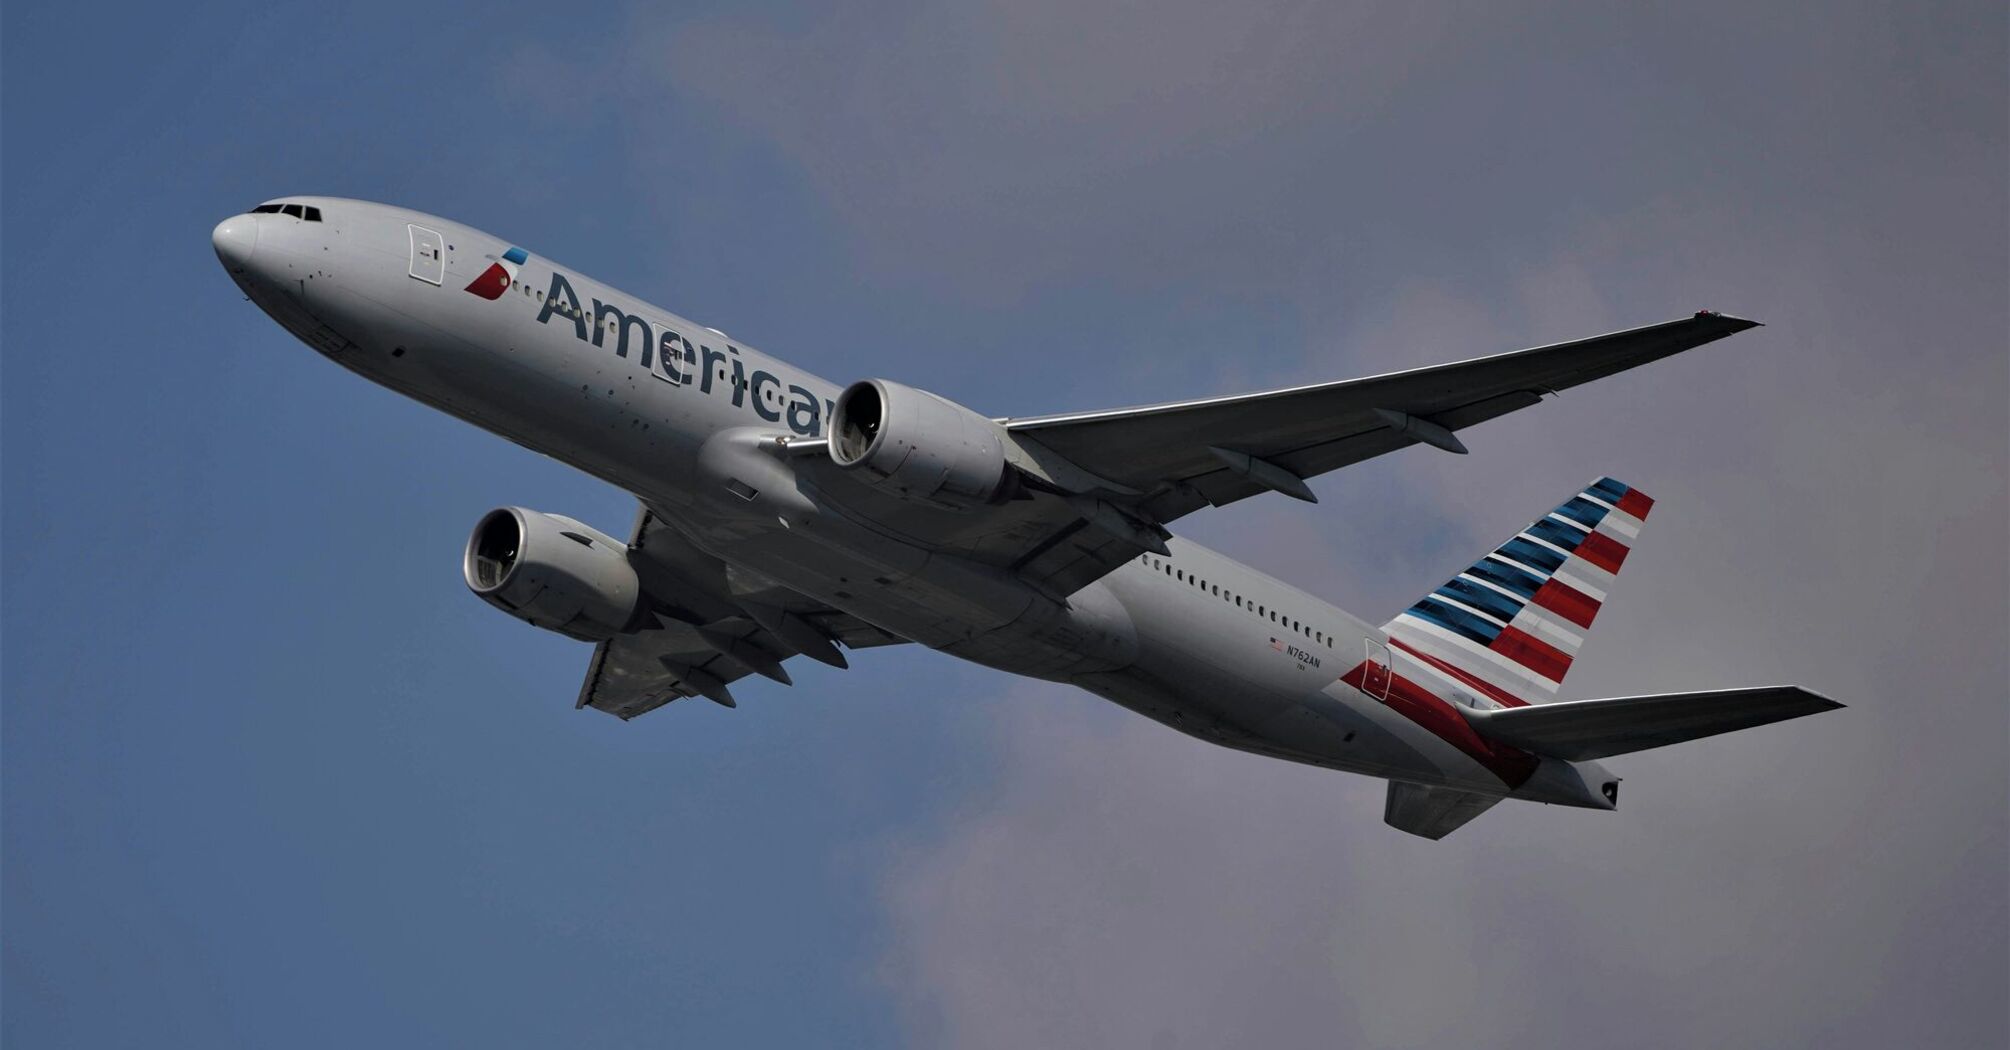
1384,477,1653,706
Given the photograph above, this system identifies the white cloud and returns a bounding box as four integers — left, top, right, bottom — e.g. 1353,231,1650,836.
543,3,2005,1043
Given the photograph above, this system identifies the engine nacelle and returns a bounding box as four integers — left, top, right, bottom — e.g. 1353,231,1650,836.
829,379,1012,510
463,507,642,642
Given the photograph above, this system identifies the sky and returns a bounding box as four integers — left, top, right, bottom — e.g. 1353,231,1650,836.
3,2,2004,1047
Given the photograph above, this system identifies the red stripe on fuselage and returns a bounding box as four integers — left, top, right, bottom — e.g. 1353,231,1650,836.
1574,531,1630,573
1617,489,1654,520
1491,626,1572,682
1341,660,1539,787
1530,579,1601,628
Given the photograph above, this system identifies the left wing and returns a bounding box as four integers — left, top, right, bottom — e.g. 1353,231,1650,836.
1004,312,1760,514
973,312,1760,596
780,313,1759,601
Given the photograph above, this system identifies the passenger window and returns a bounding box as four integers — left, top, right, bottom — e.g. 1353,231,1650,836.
282,204,304,218
303,206,322,221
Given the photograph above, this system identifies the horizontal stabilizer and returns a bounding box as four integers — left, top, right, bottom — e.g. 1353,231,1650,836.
1463,685,1843,760
1384,782,1503,840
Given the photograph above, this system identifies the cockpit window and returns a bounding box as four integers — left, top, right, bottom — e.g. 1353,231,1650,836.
250,203,323,221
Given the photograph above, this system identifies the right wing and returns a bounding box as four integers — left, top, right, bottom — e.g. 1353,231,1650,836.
576,508,908,720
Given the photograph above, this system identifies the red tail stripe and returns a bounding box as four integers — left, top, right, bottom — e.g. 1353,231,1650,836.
1617,489,1654,520
1389,638,1531,708
1492,626,1573,682
1574,531,1630,573
1529,579,1601,629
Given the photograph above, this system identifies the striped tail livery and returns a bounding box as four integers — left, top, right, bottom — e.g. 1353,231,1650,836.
1386,476,1650,706
1372,478,1840,839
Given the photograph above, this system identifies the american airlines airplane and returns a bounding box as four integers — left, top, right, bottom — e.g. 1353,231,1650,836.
213,197,1840,839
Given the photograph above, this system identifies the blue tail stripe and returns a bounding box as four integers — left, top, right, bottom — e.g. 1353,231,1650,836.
1469,556,1545,598
1438,578,1524,622
1405,598,1505,646
1589,477,1629,504
502,246,529,264
1554,496,1609,529
1497,537,1566,575
1527,516,1589,552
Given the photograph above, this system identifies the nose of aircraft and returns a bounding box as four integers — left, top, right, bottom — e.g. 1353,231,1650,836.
212,214,257,273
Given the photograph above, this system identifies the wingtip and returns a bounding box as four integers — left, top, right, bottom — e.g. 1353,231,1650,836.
1694,309,1763,331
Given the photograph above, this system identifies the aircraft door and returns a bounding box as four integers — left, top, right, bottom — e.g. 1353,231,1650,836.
1362,639,1394,702
407,224,445,285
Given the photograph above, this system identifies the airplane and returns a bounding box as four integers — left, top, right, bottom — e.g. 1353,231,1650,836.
212,197,1841,839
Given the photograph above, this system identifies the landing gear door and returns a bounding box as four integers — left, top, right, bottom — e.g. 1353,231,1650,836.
407,224,445,285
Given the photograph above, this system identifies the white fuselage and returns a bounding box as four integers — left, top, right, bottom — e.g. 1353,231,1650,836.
217,197,1601,806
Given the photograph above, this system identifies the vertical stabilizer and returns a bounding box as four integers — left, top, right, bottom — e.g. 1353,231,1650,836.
1384,477,1653,706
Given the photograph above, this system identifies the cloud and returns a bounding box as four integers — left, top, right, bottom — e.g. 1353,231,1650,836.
859,166,2005,1050
865,192,2006,1045
528,3,2006,1044
639,1,1478,300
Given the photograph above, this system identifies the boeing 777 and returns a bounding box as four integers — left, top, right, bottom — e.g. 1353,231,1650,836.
212,197,1840,839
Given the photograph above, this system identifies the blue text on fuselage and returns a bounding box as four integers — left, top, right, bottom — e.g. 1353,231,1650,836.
535,270,832,436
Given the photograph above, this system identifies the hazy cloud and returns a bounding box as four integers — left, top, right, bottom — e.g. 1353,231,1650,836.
620,4,2010,1047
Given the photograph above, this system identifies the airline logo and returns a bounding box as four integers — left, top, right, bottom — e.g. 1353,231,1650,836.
1387,477,1652,702
464,246,529,300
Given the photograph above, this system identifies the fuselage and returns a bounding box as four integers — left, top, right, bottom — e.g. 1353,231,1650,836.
214,196,1609,808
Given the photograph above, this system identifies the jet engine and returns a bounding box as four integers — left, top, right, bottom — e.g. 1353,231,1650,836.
463,507,642,641
829,379,1012,510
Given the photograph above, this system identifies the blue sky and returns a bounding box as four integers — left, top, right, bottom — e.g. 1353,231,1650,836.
5,2,2004,1047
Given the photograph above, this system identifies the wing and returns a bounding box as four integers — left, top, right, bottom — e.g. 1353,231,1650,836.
924,312,1759,597
1006,312,1761,511
778,313,1759,601
576,508,908,720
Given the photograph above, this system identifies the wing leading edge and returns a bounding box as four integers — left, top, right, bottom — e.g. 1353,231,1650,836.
963,312,1760,599
1006,312,1761,513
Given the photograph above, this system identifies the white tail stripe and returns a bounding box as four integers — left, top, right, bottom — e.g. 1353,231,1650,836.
1600,509,1643,539
1391,617,1561,693
1559,556,1616,594
1511,604,1586,652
